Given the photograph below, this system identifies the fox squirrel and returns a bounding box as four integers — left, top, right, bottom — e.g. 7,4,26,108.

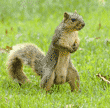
7,11,85,92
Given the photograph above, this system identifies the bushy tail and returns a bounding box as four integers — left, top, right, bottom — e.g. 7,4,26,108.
7,55,30,84
6,43,45,85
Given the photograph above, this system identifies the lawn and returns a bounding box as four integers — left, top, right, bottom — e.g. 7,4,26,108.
0,0,110,107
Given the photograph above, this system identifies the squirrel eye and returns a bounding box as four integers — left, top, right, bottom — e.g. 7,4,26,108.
71,19,76,22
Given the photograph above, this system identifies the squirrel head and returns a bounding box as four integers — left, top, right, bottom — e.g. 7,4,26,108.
63,11,85,31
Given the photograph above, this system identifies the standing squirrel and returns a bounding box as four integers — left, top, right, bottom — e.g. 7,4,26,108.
7,11,85,92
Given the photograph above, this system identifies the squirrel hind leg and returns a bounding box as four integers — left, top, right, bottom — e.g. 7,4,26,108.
7,57,30,84
66,61,80,92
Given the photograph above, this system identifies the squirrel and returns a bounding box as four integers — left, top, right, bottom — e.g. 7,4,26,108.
6,11,85,92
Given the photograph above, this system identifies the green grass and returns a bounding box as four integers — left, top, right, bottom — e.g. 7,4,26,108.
0,0,110,107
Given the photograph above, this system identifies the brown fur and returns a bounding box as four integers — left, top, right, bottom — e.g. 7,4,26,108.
42,11,85,91
45,31,80,91
7,43,45,84
6,11,85,92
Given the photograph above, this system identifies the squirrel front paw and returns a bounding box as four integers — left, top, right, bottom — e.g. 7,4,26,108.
69,42,79,53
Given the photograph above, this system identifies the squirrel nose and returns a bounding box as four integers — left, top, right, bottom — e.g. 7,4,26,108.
82,23,85,27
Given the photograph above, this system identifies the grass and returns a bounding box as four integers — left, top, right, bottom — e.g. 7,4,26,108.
0,0,110,107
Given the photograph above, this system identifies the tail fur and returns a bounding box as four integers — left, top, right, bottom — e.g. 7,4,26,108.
6,43,45,84
7,55,30,84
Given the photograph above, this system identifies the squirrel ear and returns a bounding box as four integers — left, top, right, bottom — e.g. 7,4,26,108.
64,12,69,21
74,10,77,13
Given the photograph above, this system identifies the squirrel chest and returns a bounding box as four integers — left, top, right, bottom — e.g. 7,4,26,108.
59,31,78,48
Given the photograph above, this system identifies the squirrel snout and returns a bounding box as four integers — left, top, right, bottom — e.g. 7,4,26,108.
82,23,85,27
